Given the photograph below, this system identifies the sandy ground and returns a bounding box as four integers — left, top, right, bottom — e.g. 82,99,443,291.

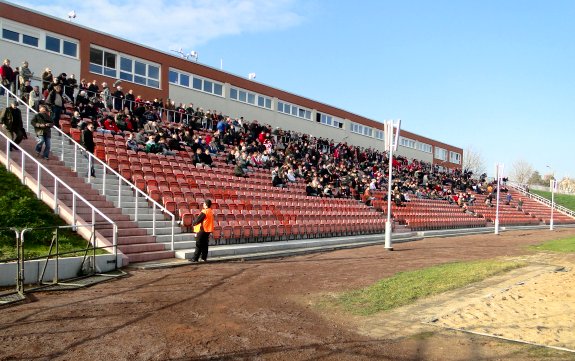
1,228,575,361
435,253,575,350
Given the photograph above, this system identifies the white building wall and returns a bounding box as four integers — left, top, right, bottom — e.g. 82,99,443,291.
0,19,81,85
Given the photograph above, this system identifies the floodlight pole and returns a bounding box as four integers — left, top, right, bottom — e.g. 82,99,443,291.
547,166,555,231
494,163,503,235
384,119,400,251
550,179,555,231
384,139,394,250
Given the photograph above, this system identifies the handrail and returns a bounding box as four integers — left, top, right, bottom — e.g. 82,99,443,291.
0,130,118,261
507,182,575,218
2,84,176,250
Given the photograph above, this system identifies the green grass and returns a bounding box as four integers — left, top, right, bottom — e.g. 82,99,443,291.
0,165,101,260
335,259,525,316
531,189,575,211
529,236,575,253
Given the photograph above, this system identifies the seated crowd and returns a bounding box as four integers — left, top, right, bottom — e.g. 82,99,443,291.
17,69,509,217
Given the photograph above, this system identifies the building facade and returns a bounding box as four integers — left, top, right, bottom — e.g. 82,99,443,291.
1,1,462,169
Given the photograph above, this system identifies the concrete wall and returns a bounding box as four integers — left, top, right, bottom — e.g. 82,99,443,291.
0,254,119,286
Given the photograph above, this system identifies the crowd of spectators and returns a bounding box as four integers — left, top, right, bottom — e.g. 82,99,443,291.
3,60,503,214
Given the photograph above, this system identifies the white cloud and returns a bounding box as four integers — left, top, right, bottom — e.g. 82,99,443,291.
11,0,303,50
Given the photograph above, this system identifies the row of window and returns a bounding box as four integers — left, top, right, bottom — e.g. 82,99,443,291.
230,87,272,110
350,122,373,137
90,46,160,88
169,69,223,97
317,113,344,129
2,26,77,58
399,136,433,153
277,101,312,120
434,147,461,164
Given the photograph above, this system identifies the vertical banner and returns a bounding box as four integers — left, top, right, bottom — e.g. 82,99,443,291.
550,179,558,192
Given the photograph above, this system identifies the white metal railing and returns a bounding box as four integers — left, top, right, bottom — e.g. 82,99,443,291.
0,131,118,260
2,84,176,250
508,182,575,218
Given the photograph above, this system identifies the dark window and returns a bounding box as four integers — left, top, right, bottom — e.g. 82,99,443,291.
23,34,39,47
134,75,146,85
192,77,202,90
120,57,132,72
63,41,77,57
90,47,103,65
148,65,159,80
134,61,146,76
2,29,19,42
120,72,133,82
180,74,190,87
169,70,178,83
45,35,60,52
214,83,223,95
147,79,159,88
203,80,213,93
104,52,116,68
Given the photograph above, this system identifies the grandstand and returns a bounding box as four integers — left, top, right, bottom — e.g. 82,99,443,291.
1,2,575,267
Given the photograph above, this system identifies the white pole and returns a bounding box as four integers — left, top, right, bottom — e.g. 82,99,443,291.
550,180,555,230
384,121,394,250
494,164,501,235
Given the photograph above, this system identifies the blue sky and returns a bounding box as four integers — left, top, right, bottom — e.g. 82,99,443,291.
10,0,575,180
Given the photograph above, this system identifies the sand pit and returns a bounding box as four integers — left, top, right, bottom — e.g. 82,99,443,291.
435,254,575,351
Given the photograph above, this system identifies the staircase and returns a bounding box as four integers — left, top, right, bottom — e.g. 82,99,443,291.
0,93,185,264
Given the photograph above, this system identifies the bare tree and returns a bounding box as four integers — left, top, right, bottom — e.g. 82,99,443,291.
510,159,534,184
462,146,486,177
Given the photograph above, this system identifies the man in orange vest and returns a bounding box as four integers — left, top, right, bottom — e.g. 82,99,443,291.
190,199,214,263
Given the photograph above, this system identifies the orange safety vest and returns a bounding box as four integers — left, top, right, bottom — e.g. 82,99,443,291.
193,208,214,233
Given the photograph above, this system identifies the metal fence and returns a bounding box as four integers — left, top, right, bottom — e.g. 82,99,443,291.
0,224,119,305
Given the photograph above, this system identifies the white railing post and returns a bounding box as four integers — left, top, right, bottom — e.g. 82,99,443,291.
152,203,157,236
87,154,92,184
20,152,25,183
118,178,122,208
73,143,78,173
171,215,175,251
60,136,64,161
113,224,118,262
72,192,77,231
102,164,107,195
134,190,139,221
36,164,41,197
53,178,59,214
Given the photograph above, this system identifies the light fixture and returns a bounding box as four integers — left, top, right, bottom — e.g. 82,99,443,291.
248,73,256,80
171,48,185,58
67,10,76,21
189,51,198,62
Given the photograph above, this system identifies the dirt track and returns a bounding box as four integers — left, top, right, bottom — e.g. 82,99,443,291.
2,228,575,361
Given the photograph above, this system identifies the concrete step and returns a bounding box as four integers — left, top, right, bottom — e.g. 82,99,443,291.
122,208,166,217
155,233,191,243
119,242,167,254
159,240,196,250
115,235,158,245
127,250,176,264
141,226,183,236
132,220,175,228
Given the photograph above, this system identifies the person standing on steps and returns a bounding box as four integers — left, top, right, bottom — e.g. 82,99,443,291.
1,100,26,150
31,104,53,160
190,199,214,263
82,122,96,177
